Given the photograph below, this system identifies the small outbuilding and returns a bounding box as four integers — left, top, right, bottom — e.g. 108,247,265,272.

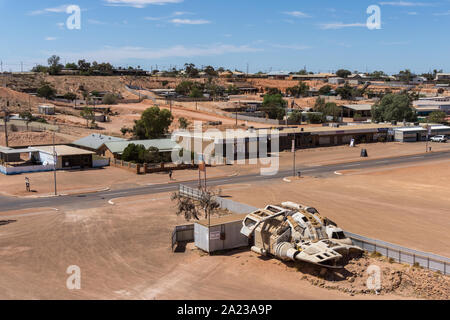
33,145,95,169
38,104,55,115
394,127,427,142
194,214,249,253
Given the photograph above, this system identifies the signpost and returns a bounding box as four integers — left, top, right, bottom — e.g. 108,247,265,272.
426,125,431,153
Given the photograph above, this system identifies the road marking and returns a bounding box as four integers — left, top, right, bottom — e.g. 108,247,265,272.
375,160,390,164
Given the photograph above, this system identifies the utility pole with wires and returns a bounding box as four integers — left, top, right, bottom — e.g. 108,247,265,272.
52,132,58,196
2,100,10,147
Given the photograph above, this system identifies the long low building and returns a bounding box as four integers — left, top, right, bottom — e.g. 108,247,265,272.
174,123,403,163
98,139,182,160
413,100,450,116
0,145,98,175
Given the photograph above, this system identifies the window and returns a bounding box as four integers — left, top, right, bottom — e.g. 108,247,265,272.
332,231,346,239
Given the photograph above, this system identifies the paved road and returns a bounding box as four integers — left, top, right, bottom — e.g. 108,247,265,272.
0,150,448,212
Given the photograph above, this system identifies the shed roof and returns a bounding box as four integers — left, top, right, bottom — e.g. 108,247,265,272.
103,139,181,154
34,145,95,156
342,104,373,111
196,214,247,227
73,134,126,151
394,127,426,132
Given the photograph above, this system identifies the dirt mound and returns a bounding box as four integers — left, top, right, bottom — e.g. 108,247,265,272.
0,131,69,147
295,253,449,299
0,87,45,112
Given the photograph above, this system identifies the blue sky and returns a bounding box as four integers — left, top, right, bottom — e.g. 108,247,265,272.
1,0,450,74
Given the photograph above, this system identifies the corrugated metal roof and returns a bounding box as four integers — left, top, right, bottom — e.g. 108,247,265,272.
342,104,373,111
103,139,181,154
394,127,426,132
73,134,126,150
34,145,95,156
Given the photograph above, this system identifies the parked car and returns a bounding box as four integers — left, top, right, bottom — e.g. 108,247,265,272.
430,135,447,143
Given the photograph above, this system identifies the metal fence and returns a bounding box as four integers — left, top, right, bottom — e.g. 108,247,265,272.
171,224,195,251
345,231,449,275
179,184,204,200
175,186,449,274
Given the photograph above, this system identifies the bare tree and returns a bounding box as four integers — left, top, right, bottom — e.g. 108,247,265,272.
171,187,220,221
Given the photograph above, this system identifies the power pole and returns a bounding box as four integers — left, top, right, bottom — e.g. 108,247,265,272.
236,101,239,127
2,100,10,147
292,139,296,178
53,132,57,196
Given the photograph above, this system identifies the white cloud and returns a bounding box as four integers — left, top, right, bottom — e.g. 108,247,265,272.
282,11,310,18
319,22,366,30
51,44,262,62
88,19,107,25
29,5,70,15
104,0,183,8
170,19,211,25
271,44,311,51
145,11,191,21
379,1,434,6
45,37,58,41
433,10,450,16
407,11,418,15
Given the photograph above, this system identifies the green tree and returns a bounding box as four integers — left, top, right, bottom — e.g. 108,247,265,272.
19,111,34,131
286,81,309,98
102,93,119,105
65,62,78,69
203,66,218,77
64,92,77,101
32,65,49,73
371,93,416,122
226,84,239,95
265,87,282,95
318,85,332,95
47,55,63,75
335,84,356,100
133,106,173,139
122,144,146,163
261,94,287,120
397,69,413,82
189,86,203,98
176,80,197,96
80,107,94,128
308,113,324,124
37,84,56,99
428,111,447,124
288,110,303,124
336,69,351,78
178,117,190,129
184,63,199,77
315,102,342,122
